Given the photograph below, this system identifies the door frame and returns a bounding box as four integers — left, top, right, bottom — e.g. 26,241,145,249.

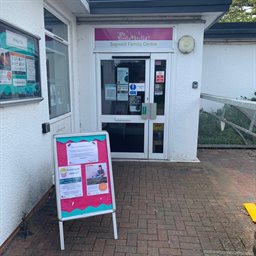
96,53,150,159
96,52,171,160
148,53,171,160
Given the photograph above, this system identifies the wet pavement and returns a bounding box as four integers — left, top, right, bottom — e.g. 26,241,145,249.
2,149,256,256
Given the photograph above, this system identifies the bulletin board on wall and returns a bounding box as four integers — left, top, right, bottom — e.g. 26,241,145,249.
53,131,118,250
0,19,41,106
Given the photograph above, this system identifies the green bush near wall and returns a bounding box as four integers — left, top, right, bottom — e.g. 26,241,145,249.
198,106,256,145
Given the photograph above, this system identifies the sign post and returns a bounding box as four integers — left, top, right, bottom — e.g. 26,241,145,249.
53,131,118,250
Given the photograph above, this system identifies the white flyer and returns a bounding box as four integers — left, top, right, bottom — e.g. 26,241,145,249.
105,84,116,100
66,141,98,165
117,67,129,85
117,84,128,101
13,78,26,86
26,58,36,81
6,30,27,50
59,165,83,199
10,53,26,73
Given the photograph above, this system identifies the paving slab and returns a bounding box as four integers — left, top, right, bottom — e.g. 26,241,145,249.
2,149,256,256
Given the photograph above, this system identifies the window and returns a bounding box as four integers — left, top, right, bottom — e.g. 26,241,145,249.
44,9,70,119
44,9,68,41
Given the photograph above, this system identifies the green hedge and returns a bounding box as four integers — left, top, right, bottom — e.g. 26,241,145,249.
198,106,256,145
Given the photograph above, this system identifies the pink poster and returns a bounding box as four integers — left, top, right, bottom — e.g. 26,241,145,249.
55,133,114,220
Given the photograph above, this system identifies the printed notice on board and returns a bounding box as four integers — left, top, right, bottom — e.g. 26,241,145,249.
10,52,26,73
26,58,36,81
0,48,11,70
59,166,83,199
66,141,98,165
0,70,12,84
13,78,26,87
86,163,109,196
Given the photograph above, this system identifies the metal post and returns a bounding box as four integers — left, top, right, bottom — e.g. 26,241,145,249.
59,221,65,250
112,212,118,239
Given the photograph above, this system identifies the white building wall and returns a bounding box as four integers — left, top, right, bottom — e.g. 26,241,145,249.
202,42,256,111
0,0,78,246
0,0,50,246
77,25,97,132
170,23,204,161
77,23,205,162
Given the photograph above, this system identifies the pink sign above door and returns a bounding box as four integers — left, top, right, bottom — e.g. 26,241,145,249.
94,28,174,52
95,28,173,41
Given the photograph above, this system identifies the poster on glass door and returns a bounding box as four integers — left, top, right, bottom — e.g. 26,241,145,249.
129,95,141,113
105,84,117,101
156,71,165,83
117,67,129,85
117,84,128,101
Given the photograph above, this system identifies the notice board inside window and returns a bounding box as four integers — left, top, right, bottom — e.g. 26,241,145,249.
0,20,41,105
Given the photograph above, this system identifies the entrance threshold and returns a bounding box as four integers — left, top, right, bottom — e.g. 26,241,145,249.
112,158,170,163
112,158,201,163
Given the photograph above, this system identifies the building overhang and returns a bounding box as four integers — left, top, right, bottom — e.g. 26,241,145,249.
62,0,232,30
88,0,231,15
61,0,90,16
205,22,256,42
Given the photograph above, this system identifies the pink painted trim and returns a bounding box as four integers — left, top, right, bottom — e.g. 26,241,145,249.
95,28,173,41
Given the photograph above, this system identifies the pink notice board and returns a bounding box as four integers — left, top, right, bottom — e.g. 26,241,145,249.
54,132,116,221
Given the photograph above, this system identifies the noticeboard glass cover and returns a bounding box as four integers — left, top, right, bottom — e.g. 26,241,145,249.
0,20,41,102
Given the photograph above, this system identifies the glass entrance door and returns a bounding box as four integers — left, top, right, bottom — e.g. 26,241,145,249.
97,53,169,159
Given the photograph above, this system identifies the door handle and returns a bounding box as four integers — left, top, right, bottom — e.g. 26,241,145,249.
150,103,157,120
141,103,150,120
115,117,132,121
141,103,157,120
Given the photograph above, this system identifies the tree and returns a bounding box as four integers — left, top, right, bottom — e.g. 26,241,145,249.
221,0,256,22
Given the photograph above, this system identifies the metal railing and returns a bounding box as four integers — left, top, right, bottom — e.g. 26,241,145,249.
199,93,256,147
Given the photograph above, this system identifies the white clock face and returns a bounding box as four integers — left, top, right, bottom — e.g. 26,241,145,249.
178,36,195,54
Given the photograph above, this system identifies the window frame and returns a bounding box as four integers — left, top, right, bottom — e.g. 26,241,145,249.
44,6,72,120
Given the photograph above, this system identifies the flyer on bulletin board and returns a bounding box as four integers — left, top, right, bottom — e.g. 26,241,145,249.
54,132,116,221
59,165,83,199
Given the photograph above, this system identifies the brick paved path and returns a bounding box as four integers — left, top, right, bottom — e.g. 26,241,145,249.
3,150,256,256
